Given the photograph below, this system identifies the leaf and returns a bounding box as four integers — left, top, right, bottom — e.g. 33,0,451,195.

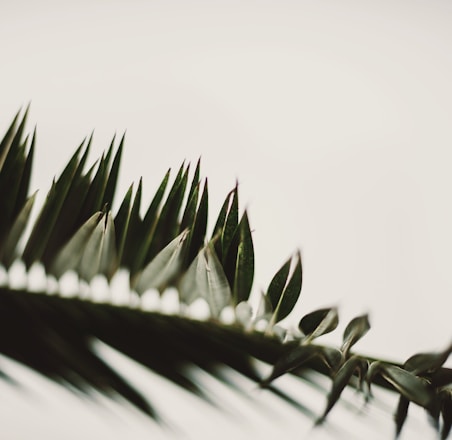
341,314,370,356
319,355,364,421
23,143,84,267
260,344,319,387
78,152,107,218
267,251,303,324
179,182,199,233
79,211,117,282
97,211,118,280
134,229,190,294
230,211,254,305
0,125,31,241
186,180,208,265
146,163,188,261
0,109,28,215
179,243,231,318
142,169,171,229
131,169,171,274
365,360,383,400
14,127,35,216
187,157,201,204
211,189,233,261
221,184,238,260
121,179,143,268
394,395,410,438
267,258,291,310
0,192,37,268
383,364,435,408
49,211,103,279
404,343,452,376
180,159,201,233
320,346,343,372
440,389,452,440
40,140,93,264
0,109,21,172
102,134,124,208
299,307,339,341
114,184,133,263
374,363,436,409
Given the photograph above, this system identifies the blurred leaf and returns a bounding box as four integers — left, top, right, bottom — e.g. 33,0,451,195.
404,343,452,376
299,307,338,341
431,366,452,390
341,314,370,356
319,355,364,421
440,389,452,440
365,360,383,399
395,395,410,438
267,252,303,324
381,364,435,408
135,229,190,294
369,362,436,409
260,344,319,387
320,346,343,372
179,243,231,318
0,192,37,268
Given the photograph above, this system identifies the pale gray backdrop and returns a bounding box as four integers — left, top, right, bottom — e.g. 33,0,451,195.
1,1,451,438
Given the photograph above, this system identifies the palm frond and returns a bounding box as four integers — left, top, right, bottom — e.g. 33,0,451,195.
0,109,451,438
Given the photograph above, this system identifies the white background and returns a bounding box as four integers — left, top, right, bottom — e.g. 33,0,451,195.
1,1,451,438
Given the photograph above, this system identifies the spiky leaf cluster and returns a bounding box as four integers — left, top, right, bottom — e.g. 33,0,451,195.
0,110,451,439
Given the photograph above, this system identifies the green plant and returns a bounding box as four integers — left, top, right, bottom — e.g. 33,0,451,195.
0,109,451,438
